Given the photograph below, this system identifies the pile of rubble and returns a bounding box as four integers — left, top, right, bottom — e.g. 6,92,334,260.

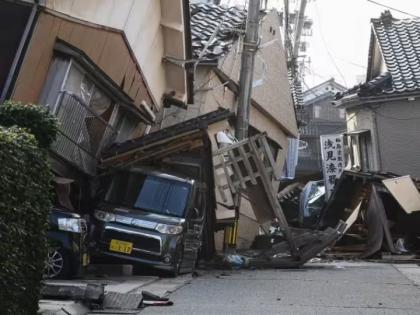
279,171,420,262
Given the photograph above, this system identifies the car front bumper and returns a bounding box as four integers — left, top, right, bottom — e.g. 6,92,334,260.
92,221,182,270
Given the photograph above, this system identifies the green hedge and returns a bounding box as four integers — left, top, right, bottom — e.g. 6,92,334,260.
0,101,58,148
0,102,56,314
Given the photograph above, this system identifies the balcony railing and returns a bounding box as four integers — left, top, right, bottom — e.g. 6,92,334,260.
51,91,117,175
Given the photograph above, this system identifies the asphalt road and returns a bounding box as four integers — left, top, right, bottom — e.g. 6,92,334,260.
142,262,420,315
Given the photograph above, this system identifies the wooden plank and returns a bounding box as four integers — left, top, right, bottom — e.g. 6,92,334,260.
259,135,281,180
227,150,246,189
212,137,250,155
248,137,298,256
220,156,236,194
238,146,257,184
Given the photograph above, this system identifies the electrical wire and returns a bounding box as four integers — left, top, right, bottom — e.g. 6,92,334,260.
313,2,348,87
366,0,420,19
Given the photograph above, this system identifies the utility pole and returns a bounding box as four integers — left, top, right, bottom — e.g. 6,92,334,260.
225,0,261,251
292,0,308,62
235,0,261,140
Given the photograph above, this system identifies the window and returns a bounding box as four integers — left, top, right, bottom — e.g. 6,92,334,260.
40,56,140,174
105,171,192,218
339,109,346,119
344,131,371,172
314,105,321,118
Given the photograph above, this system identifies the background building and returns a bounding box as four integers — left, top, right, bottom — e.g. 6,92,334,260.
297,78,346,176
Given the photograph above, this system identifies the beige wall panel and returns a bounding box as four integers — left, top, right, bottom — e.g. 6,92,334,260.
12,14,58,103
13,12,153,107
97,33,129,86
236,213,259,249
122,59,136,95
56,18,74,42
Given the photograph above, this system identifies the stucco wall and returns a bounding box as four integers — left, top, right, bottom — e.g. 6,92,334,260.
220,10,298,138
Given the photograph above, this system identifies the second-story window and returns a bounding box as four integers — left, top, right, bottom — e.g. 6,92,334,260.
313,105,321,119
40,55,142,174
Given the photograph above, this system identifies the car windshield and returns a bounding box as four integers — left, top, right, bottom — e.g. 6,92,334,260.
105,171,192,218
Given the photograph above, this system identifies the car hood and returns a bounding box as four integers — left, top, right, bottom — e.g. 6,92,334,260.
98,203,185,226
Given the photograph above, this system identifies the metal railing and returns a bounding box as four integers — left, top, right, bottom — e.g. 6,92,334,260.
51,91,117,175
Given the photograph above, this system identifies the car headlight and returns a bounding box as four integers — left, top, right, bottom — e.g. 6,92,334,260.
58,218,84,233
156,223,183,235
94,210,116,222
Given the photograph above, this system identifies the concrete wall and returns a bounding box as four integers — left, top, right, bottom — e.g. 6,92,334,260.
30,0,189,108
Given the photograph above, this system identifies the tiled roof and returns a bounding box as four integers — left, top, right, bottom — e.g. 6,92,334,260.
336,11,420,101
289,72,304,108
190,3,246,61
336,72,392,100
372,11,420,93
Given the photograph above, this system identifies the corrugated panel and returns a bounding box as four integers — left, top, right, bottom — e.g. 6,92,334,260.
376,101,420,177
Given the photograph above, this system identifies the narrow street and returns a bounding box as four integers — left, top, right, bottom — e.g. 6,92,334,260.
142,262,420,315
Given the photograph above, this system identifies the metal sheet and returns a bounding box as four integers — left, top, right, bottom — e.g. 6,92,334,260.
382,175,420,214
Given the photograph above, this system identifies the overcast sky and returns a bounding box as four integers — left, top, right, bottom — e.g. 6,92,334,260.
221,0,420,89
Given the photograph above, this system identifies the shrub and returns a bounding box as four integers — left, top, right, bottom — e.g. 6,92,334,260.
0,101,58,148
0,126,54,313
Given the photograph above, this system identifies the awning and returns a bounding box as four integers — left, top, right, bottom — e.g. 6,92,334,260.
100,108,233,168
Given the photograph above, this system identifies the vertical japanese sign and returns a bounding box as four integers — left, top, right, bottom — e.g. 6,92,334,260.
320,134,344,200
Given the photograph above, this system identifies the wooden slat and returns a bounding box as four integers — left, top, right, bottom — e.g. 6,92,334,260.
248,137,298,256
259,135,281,180
227,150,246,189
220,156,236,194
238,146,257,184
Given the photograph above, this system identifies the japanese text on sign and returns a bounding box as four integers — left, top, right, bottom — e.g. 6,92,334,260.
320,134,344,200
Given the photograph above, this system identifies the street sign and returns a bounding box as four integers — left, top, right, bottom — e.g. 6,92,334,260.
320,134,344,200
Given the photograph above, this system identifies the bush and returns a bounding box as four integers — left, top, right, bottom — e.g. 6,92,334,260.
0,101,58,148
0,126,54,313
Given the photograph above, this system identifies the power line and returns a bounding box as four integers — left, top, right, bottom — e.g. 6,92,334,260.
335,57,367,70
366,0,420,19
313,2,348,87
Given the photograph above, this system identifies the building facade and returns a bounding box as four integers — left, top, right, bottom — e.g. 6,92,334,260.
0,0,192,212
162,3,299,248
335,11,420,178
297,78,346,176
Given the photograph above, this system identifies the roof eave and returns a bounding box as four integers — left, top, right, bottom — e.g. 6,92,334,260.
335,90,420,108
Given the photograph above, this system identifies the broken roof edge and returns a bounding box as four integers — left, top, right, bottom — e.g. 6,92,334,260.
101,107,233,161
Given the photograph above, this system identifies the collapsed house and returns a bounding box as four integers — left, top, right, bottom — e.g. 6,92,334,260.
319,171,420,258
1,0,193,211
162,3,299,249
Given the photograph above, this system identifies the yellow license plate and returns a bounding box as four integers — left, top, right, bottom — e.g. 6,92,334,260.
109,239,133,254
82,253,90,267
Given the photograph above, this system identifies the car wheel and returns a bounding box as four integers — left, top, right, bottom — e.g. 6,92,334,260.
44,248,70,279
